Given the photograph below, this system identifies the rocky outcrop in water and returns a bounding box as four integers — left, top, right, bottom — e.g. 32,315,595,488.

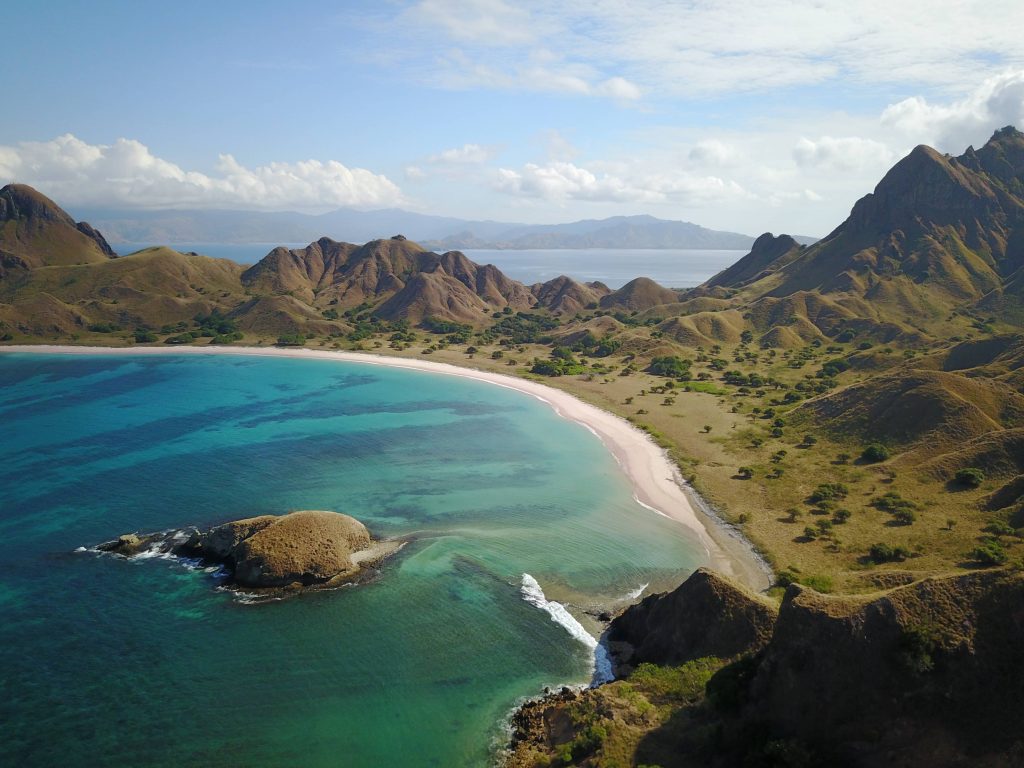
98,510,399,592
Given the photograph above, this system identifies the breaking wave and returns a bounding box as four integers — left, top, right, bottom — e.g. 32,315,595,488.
520,573,613,685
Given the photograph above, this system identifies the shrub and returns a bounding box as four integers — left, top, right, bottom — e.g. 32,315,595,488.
868,543,910,563
648,355,692,378
706,655,760,713
892,508,916,525
276,333,305,346
862,443,890,462
954,467,985,488
972,540,1008,566
871,491,917,515
899,625,940,674
808,483,849,503
833,508,852,524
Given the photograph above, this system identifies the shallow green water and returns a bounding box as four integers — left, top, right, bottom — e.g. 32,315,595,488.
0,352,705,766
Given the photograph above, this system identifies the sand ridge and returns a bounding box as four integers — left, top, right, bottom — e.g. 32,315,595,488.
1,344,772,591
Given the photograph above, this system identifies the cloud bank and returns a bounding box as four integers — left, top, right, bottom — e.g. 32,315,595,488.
0,134,403,210
394,0,1024,101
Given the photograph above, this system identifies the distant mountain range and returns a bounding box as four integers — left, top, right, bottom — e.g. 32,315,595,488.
66,205,815,251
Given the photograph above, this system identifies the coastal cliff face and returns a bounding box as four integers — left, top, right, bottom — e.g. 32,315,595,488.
506,567,1024,768
608,567,777,670
746,571,1024,767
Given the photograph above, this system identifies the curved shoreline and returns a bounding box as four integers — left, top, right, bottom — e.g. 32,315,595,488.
0,344,772,592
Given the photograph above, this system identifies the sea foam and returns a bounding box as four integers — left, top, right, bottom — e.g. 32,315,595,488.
520,573,613,685
626,582,649,600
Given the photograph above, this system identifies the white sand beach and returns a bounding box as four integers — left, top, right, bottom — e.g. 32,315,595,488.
1,344,772,591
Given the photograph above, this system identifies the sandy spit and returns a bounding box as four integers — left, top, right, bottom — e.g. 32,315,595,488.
1,344,772,591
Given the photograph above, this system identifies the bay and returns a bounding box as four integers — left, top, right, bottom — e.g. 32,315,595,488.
0,352,705,767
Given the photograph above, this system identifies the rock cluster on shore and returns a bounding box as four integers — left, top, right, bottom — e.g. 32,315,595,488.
98,510,397,592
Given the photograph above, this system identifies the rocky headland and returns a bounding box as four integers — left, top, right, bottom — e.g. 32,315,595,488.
98,509,401,594
506,567,1024,767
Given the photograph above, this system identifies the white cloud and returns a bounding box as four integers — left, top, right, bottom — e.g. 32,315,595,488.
792,136,894,171
881,69,1024,152
428,143,494,165
688,140,738,167
404,165,427,180
408,0,535,46
0,134,403,210
395,1,1024,100
495,161,747,204
594,76,642,101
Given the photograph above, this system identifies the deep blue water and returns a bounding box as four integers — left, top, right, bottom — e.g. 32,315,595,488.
0,352,705,766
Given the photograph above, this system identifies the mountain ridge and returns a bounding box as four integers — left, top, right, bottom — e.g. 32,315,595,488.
63,204,807,250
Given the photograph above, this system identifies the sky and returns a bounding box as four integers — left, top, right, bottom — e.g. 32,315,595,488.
4,0,1024,237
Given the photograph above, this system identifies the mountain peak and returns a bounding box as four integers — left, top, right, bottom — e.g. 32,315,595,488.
0,183,116,266
1,183,77,226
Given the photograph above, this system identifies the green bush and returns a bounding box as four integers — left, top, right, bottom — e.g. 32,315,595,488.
706,655,760,713
648,355,692,379
892,508,916,525
868,543,910,563
807,483,849,503
972,540,1008,566
276,333,306,346
954,467,985,488
862,443,890,462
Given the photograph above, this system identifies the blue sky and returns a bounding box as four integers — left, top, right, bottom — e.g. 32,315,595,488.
4,0,1024,236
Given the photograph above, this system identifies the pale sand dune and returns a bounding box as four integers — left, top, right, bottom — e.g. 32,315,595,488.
1,344,772,590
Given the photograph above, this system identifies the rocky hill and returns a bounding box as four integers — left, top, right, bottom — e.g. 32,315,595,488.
705,128,1024,332
0,186,673,338
1,184,115,272
508,568,1024,768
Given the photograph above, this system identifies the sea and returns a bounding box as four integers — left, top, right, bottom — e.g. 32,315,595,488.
115,243,745,289
0,351,707,767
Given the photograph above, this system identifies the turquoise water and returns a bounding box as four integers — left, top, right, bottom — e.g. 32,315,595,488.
0,352,705,766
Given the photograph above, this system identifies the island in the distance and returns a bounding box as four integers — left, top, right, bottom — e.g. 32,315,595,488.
98,510,401,593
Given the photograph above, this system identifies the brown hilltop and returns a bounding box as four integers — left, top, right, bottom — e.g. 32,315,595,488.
242,235,538,322
0,183,115,269
530,275,609,314
600,276,678,311
609,568,777,669
793,368,1024,451
705,232,802,289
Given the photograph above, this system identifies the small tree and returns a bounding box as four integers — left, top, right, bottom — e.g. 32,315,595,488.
737,467,754,479
703,425,713,433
